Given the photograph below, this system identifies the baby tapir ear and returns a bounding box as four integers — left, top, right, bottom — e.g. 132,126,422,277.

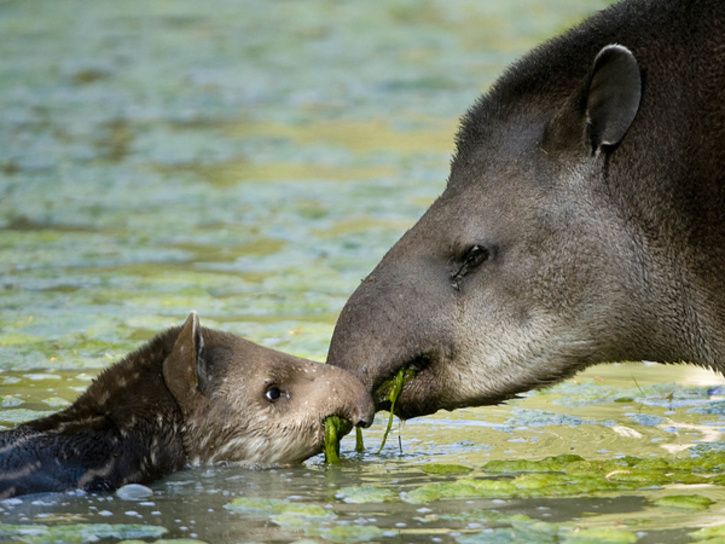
546,44,641,154
163,311,207,416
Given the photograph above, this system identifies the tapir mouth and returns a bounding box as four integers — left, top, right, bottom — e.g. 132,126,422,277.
371,349,521,419
372,353,434,415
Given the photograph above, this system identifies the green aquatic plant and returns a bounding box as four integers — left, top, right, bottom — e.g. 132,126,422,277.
484,454,585,474
403,453,719,503
690,523,725,541
224,497,334,520
316,524,387,543
324,415,353,464
456,521,639,544
653,494,714,511
355,426,365,452
377,366,414,453
0,523,167,544
419,463,473,475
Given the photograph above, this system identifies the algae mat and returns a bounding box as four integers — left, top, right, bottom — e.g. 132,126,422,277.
7,0,725,543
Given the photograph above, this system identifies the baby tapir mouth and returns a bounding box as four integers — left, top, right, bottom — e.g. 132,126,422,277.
322,389,376,434
325,408,374,431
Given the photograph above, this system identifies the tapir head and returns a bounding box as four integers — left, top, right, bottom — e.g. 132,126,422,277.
328,45,659,419
164,312,374,464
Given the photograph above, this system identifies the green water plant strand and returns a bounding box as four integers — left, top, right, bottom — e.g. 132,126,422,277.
377,367,410,454
355,427,365,452
324,416,352,464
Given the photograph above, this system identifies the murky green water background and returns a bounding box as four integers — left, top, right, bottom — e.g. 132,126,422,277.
4,1,725,543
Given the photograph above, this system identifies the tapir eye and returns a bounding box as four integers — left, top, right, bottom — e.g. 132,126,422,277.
452,245,490,289
265,386,282,402
464,245,489,268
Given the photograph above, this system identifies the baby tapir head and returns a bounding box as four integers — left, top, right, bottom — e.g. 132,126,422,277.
163,312,374,465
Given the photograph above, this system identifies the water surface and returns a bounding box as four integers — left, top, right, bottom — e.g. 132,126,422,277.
4,1,725,543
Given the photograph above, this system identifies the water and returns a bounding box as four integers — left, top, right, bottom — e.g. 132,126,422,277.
3,0,725,543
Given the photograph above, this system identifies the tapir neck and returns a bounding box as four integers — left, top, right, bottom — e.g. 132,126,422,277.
616,189,725,373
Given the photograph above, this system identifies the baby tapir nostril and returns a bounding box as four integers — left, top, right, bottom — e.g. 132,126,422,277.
351,397,376,428
353,412,369,428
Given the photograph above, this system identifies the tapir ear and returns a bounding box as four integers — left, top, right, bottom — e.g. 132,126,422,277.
163,311,207,415
545,44,641,154
585,45,641,150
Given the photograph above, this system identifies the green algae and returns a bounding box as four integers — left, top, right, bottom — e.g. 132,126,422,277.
355,426,365,452
315,524,387,543
223,497,386,542
505,408,606,428
0,408,55,424
404,453,720,503
376,366,414,453
424,509,639,544
563,528,639,543
1,396,23,407
456,521,639,544
223,497,334,524
0,524,167,544
324,415,353,464
420,463,473,475
405,480,496,503
484,454,585,473
690,524,725,541
653,494,714,511
433,509,534,525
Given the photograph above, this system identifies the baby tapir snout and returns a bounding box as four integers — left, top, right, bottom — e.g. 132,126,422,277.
298,359,376,429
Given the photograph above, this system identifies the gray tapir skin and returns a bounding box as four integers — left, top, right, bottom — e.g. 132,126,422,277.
0,312,373,499
327,0,725,419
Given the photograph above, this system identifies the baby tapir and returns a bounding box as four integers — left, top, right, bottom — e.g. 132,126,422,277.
0,312,374,499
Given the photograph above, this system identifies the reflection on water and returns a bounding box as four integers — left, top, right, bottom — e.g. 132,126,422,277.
4,0,725,542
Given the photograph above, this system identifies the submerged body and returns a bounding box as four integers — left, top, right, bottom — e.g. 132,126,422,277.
328,0,725,418
0,312,373,499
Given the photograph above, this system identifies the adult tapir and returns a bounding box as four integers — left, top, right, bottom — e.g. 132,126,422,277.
327,0,725,419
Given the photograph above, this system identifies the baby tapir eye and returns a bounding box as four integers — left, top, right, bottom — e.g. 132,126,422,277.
265,386,282,402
